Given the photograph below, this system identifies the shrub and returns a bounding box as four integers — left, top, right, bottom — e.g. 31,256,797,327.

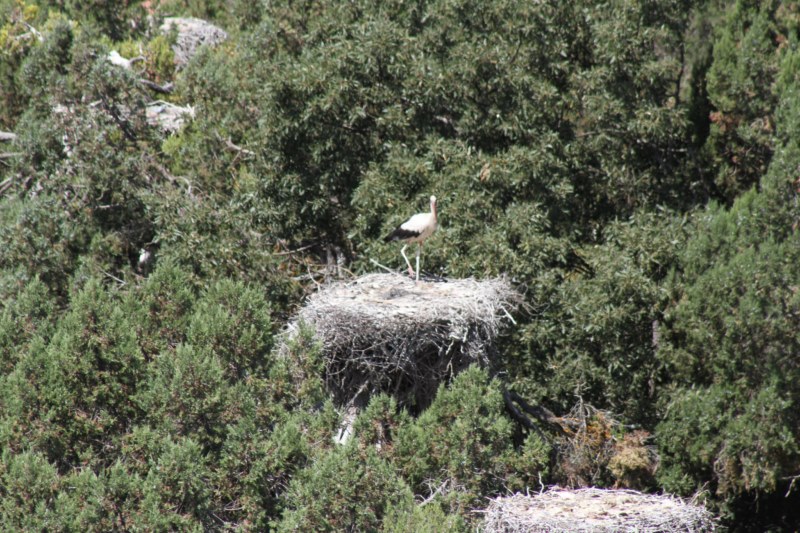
393,366,550,518
139,343,230,453
0,449,59,530
187,278,274,380
0,276,54,373
141,436,213,530
278,443,414,532
0,278,145,469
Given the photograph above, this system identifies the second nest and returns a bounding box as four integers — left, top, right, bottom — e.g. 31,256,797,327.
289,273,520,409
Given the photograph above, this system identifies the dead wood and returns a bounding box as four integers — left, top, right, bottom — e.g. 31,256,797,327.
139,79,175,94
503,390,569,438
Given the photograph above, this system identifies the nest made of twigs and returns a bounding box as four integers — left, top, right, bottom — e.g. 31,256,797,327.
482,488,717,533
285,273,520,408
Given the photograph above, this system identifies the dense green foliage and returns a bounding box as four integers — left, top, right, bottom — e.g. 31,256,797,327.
1,0,800,529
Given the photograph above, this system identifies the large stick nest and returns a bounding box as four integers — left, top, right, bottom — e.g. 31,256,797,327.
482,488,717,533
286,273,520,408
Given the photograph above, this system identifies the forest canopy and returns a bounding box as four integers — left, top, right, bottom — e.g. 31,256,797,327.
1,0,799,530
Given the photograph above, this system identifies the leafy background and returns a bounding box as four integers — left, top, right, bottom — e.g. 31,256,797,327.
1,0,799,530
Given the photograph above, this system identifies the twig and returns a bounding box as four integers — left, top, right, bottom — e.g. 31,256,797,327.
335,265,357,279
274,243,316,256
418,479,449,506
499,304,517,325
783,474,800,497
369,258,403,276
0,132,16,142
0,176,15,194
100,269,126,286
306,263,322,290
213,131,254,157
23,22,43,42
107,51,144,70
151,160,196,197
223,138,254,156
139,79,174,94
291,271,326,282
0,154,20,169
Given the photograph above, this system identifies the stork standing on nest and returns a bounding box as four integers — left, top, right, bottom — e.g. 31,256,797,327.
384,195,438,282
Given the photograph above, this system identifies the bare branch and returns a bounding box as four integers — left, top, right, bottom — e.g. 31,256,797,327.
23,22,43,42
504,390,569,436
369,258,404,276
418,479,449,507
274,243,316,256
139,79,175,94
0,176,15,195
214,132,255,157
783,473,800,497
503,390,549,441
100,269,127,286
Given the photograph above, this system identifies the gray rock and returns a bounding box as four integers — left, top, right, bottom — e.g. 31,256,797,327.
160,17,228,67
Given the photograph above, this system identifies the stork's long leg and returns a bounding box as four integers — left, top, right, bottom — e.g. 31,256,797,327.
400,244,414,278
415,243,421,282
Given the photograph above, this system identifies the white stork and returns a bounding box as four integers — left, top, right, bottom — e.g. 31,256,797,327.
384,195,438,282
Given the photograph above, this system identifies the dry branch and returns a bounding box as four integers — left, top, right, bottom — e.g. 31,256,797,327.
139,79,175,94
282,273,520,408
215,132,255,159
503,390,569,440
0,177,14,195
482,488,717,533
0,132,16,142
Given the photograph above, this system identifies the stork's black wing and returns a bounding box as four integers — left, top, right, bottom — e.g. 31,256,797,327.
383,226,421,242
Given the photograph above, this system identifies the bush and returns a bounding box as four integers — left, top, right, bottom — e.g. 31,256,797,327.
511,212,688,425
703,1,785,200
0,278,145,469
394,366,550,518
141,436,213,530
0,449,59,530
0,276,54,373
140,342,258,455
187,278,274,380
278,443,414,532
382,500,466,533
